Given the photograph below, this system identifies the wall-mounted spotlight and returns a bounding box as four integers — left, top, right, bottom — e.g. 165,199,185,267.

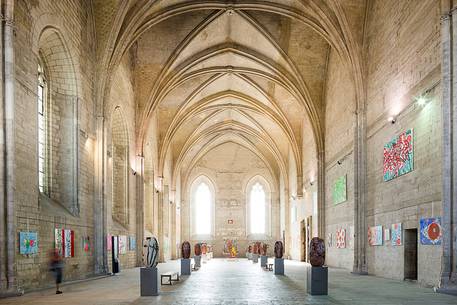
388,116,396,124
132,169,137,176
309,181,314,186
337,160,343,165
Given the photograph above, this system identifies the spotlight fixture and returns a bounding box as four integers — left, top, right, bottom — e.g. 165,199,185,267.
132,170,137,176
337,160,342,165
309,181,314,186
388,116,396,124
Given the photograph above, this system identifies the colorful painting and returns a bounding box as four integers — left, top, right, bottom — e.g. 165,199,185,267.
55,228,74,257
55,228,63,256
368,226,383,246
107,234,112,251
223,239,238,257
333,175,347,205
391,223,402,246
383,129,414,181
327,233,333,248
384,229,390,241
129,236,136,251
336,229,346,249
19,232,38,255
420,218,442,245
119,235,127,254
82,236,91,253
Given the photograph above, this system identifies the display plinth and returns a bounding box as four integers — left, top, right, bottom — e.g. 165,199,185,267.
274,258,284,275
260,255,267,267
194,255,201,268
306,266,328,295
140,267,159,296
252,254,259,263
181,258,191,275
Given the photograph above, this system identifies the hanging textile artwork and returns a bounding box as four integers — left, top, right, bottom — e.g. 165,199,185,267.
55,228,74,257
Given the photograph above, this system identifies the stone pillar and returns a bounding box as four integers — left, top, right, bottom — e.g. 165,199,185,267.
352,56,368,275
438,3,457,294
94,116,108,274
136,156,145,266
317,150,325,238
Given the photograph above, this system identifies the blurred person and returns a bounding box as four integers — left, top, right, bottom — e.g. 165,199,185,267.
49,249,64,294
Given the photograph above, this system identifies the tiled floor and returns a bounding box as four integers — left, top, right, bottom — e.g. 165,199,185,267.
1,258,456,305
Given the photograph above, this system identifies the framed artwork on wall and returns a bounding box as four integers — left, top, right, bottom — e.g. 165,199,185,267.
391,223,402,246
333,175,347,205
368,226,383,246
19,232,38,255
420,217,442,245
383,129,414,181
336,229,346,249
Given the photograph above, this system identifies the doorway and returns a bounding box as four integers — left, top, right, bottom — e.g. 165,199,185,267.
404,228,418,281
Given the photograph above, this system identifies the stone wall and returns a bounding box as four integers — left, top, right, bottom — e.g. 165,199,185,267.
363,0,442,287
181,142,280,257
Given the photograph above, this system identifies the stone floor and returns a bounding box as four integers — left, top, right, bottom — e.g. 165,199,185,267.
1,258,456,305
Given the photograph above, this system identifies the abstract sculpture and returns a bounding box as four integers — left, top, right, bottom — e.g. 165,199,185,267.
309,237,325,267
253,243,258,254
143,237,159,268
248,245,252,253
181,241,191,259
261,243,268,256
274,240,284,258
255,242,262,255
194,243,202,256
201,243,208,255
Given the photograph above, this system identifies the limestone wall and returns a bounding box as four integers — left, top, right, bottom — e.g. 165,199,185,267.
181,142,280,257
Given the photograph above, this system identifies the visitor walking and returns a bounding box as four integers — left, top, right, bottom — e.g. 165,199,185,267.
49,249,64,294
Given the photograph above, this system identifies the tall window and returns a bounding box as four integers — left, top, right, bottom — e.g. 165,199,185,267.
250,182,266,234
37,63,47,195
195,182,211,234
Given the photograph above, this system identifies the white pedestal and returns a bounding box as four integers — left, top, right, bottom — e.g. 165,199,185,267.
140,267,159,296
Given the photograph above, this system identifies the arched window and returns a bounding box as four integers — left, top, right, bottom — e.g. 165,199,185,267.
37,62,48,195
195,183,211,234
190,176,215,239
246,176,271,238
250,182,266,234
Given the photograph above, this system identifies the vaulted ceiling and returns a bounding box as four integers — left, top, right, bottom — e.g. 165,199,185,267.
95,0,366,192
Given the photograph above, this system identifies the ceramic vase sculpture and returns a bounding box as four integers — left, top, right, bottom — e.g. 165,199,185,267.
309,237,326,267
255,242,262,255
274,240,284,259
181,241,191,259
253,243,258,254
143,237,159,268
194,243,202,256
248,245,252,253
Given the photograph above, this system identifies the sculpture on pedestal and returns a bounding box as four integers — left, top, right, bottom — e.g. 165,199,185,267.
309,237,325,267
194,243,202,256
253,243,258,254
261,243,268,256
248,245,252,253
201,243,208,255
143,237,159,268
181,241,191,259
255,242,262,255
274,240,284,258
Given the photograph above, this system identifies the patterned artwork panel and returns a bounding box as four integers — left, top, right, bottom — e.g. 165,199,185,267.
336,229,346,249
420,218,442,245
383,129,414,181
368,226,383,246
19,232,38,255
333,175,347,205
391,223,402,246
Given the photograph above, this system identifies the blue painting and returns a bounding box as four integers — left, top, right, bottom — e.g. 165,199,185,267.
129,236,136,251
420,218,442,245
19,232,38,255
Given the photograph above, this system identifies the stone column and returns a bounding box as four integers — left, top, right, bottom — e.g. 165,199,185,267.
317,150,325,238
94,116,108,273
136,156,145,266
438,2,457,294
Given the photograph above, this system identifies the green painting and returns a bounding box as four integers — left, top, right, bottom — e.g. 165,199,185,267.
333,175,347,205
